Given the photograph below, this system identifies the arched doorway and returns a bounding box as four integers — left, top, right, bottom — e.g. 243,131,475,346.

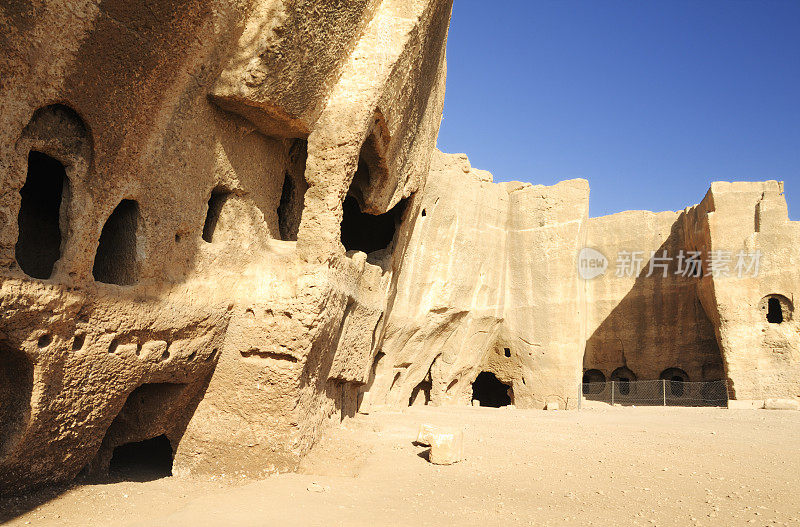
659,367,689,397
582,369,606,395
471,371,511,407
610,366,636,396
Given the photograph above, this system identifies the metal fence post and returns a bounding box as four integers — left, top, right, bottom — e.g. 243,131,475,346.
725,379,731,408
611,381,614,405
662,379,666,406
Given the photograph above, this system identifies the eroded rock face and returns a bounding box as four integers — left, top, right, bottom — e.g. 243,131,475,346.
360,151,591,412
361,152,799,413
1,0,797,497
689,181,800,400
0,0,452,494
584,210,724,386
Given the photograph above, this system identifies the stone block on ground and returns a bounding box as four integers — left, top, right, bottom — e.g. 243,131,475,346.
428,428,464,465
416,424,437,446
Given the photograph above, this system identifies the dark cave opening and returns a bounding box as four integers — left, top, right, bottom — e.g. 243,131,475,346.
340,195,406,254
15,151,67,279
610,367,636,397
92,199,140,285
582,369,606,395
660,368,689,397
0,345,34,453
109,434,173,481
669,377,685,397
472,371,511,408
277,139,308,241
202,188,231,243
767,297,783,324
409,380,432,406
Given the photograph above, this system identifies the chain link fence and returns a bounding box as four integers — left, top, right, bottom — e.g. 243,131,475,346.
580,379,729,408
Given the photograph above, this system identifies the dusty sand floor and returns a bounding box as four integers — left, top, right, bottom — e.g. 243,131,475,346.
2,405,799,526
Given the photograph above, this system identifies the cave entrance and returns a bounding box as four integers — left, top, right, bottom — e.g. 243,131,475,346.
582,369,606,396
15,151,68,279
472,371,511,407
409,379,432,406
93,199,140,285
611,367,636,397
109,434,173,481
660,368,689,398
340,194,406,254
0,345,34,454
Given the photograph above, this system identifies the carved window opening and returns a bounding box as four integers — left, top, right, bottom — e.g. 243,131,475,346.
340,127,407,255
340,194,407,254
767,298,783,324
93,199,140,285
15,151,68,279
760,294,792,324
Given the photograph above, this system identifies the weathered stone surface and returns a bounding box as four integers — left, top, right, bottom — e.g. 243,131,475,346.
428,428,464,465
359,151,590,412
0,0,453,495
1,0,798,498
584,209,724,384
416,423,437,447
690,182,800,401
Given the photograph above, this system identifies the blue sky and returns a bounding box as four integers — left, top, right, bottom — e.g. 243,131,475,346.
436,1,800,219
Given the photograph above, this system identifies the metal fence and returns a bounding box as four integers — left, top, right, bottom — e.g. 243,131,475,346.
579,379,729,408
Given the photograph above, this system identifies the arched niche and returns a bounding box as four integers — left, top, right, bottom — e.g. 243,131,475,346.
760,294,792,324
13,104,92,280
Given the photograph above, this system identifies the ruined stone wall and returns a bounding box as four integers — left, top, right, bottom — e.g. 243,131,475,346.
0,0,453,494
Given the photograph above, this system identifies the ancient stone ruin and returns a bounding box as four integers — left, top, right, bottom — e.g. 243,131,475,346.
0,1,797,495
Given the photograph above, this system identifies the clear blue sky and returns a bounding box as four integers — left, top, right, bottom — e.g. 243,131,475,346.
437,1,800,219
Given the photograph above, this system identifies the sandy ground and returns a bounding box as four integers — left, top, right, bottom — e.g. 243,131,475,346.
2,405,799,526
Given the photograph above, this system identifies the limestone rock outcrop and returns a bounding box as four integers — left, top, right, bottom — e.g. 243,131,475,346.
359,151,591,412
0,0,798,498
0,0,452,494
360,152,799,413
